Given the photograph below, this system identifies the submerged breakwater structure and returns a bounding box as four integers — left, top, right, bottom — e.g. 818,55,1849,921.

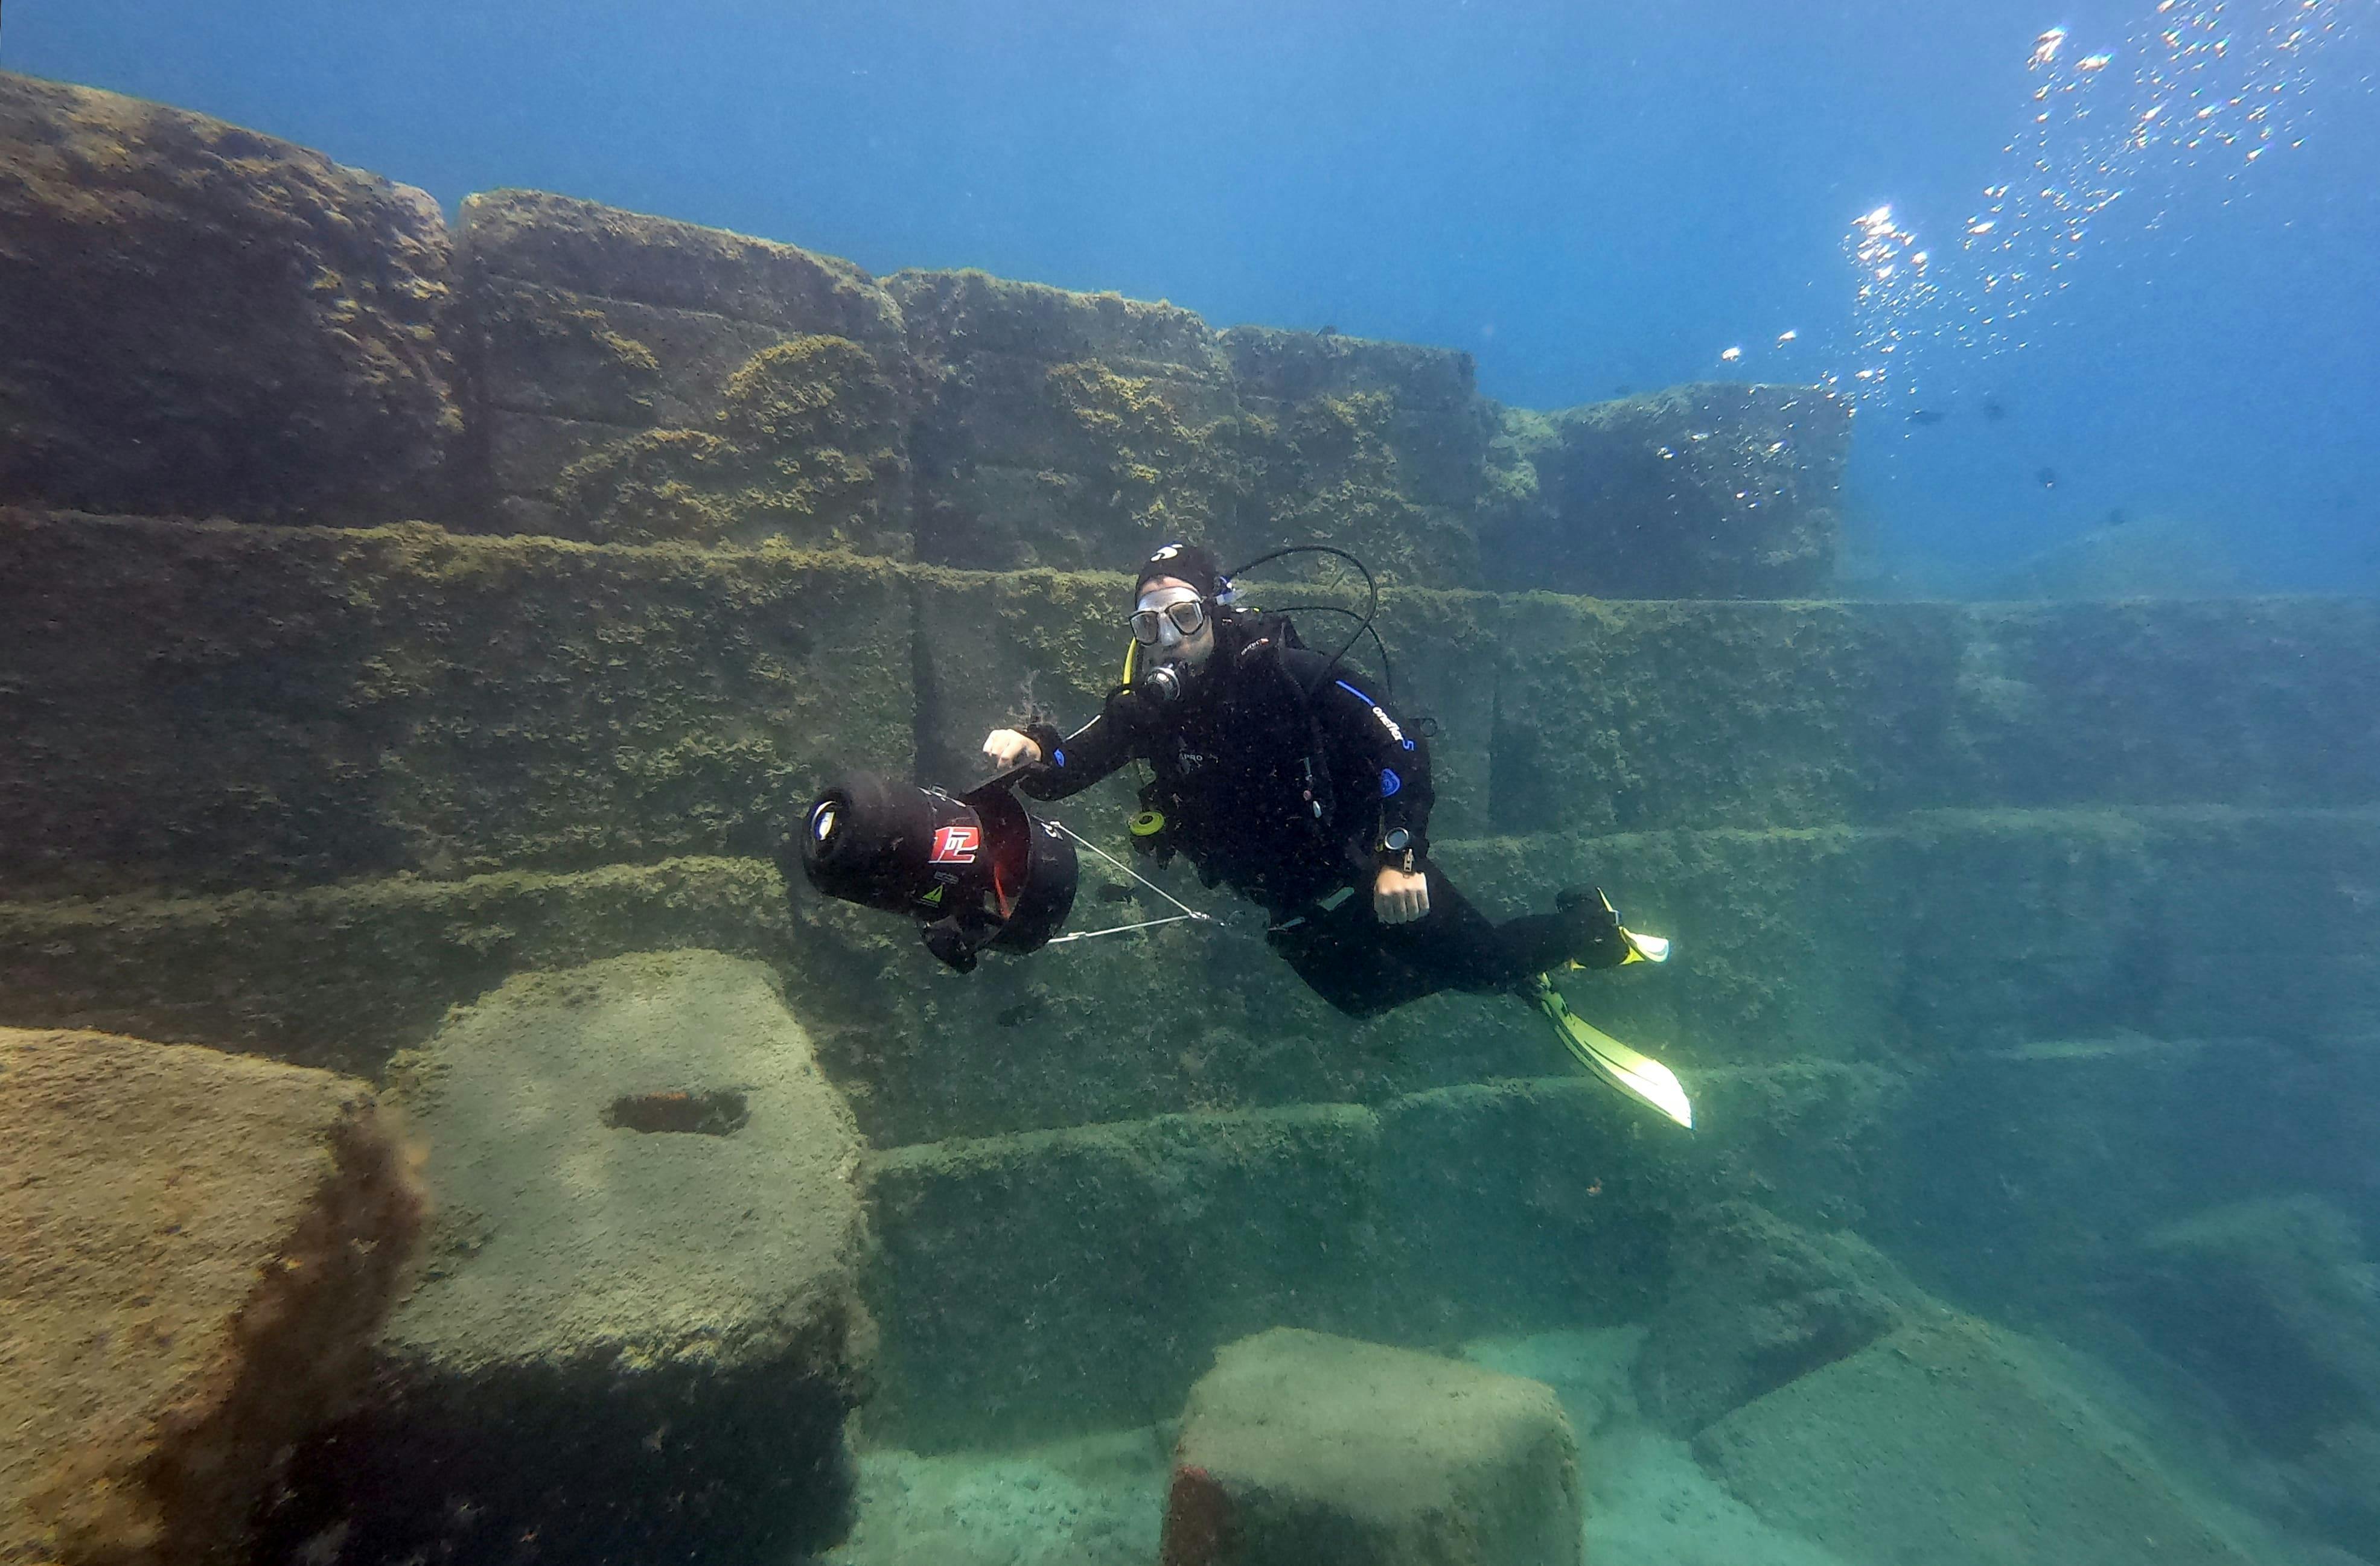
4,68,2379,1566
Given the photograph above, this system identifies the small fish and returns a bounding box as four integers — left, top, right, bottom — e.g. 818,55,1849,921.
2105,507,2129,527
1982,397,2009,422
1097,883,1135,903
1906,409,1946,426
1613,383,1635,396
995,998,1047,1028
2035,467,2059,489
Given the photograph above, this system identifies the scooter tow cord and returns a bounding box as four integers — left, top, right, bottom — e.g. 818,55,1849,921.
1042,820,1216,946
1044,913,1205,944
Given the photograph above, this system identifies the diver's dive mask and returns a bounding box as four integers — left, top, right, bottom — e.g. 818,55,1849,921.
1129,596,1208,646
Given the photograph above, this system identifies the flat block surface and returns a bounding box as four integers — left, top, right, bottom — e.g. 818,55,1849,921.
1166,1327,1580,1566
261,950,873,1564
383,949,866,1370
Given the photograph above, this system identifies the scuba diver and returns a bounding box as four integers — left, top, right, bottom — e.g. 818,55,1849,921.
979,542,1690,1125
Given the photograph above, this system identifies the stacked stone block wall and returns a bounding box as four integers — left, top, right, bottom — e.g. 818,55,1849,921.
5,69,2378,1462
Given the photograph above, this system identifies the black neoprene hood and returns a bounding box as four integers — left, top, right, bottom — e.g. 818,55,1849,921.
1133,541,1227,603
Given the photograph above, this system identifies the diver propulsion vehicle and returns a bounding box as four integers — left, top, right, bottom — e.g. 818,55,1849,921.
791,771,1079,973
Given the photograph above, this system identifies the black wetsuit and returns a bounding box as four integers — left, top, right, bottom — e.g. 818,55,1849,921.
1018,621,1596,1018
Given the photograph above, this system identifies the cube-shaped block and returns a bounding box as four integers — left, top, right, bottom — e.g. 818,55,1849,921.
258,950,875,1564
1162,1328,1580,1566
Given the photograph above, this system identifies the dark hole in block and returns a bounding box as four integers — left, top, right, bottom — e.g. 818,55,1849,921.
602,1089,750,1136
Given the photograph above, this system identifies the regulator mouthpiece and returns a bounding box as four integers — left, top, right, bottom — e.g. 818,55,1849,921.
1140,661,1188,707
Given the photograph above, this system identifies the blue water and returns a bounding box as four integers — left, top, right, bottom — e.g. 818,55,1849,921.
8,0,2374,586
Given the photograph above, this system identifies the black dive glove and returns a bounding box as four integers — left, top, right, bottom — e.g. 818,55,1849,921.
1557,886,1633,970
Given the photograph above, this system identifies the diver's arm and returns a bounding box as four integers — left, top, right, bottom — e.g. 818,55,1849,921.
1009,706,1137,801
1290,654,1435,871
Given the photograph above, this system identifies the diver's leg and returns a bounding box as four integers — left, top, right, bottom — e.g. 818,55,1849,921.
1265,898,1430,1019
1268,866,1613,1017
1375,868,1567,995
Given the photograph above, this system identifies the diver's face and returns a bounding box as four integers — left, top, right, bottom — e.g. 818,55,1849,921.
1134,577,1215,673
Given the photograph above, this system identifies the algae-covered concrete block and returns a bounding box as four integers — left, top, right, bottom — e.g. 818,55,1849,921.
1220,327,1493,591
547,334,913,550
1631,1201,1927,1436
460,190,907,338
859,1065,1898,1454
454,190,913,546
0,512,913,894
1947,596,2380,811
365,529,915,877
1480,384,1849,599
2114,1189,2380,1559
1,1029,422,1566
893,269,1249,571
1865,1026,2380,1335
260,951,872,1564
1162,1328,1581,1566
1481,594,1967,836
1694,1317,2260,1566
2099,1192,2380,1558
1373,1063,1901,1345
910,565,1137,781
0,856,791,1078
0,72,459,526
865,1106,1393,1450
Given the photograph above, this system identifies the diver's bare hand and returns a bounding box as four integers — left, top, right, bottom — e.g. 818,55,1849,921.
981,728,1042,769
1374,865,1429,924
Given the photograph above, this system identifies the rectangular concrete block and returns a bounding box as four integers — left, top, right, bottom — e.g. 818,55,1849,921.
453,191,912,539
859,1063,1894,1451
0,72,459,526
1952,597,2380,810
1484,595,1967,835
0,511,913,894
1694,1317,2261,1566
461,189,905,343
1166,1328,1580,1566
1479,385,1851,599
864,1106,1396,1449
893,268,1231,371
1220,327,1495,590
1486,593,2380,838
0,856,788,1079
1869,1033,2380,1317
1374,1065,1901,1343
255,953,871,1565
892,270,1248,571
1,1029,421,1566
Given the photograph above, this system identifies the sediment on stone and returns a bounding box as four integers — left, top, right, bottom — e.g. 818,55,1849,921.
1694,1317,2264,1566
0,1029,422,1566
1163,1328,1581,1566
